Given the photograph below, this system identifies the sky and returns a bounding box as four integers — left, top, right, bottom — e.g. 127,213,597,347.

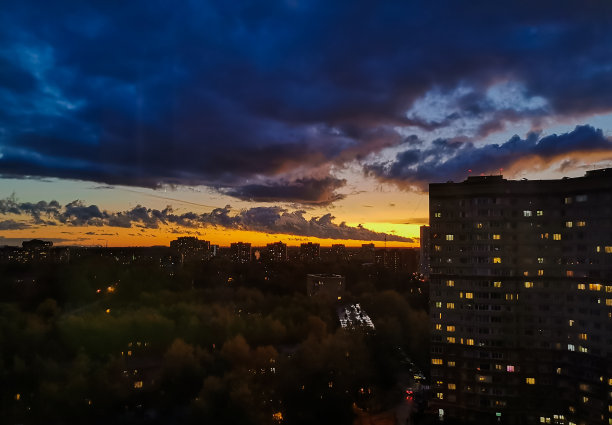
1,0,612,247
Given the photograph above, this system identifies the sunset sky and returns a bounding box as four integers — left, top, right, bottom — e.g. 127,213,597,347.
1,1,612,247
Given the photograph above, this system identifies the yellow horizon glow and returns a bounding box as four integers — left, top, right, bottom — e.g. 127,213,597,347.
0,223,420,248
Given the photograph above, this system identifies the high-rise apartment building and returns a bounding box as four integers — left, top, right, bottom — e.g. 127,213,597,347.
300,242,321,263
230,242,251,264
428,169,612,425
170,237,211,262
420,225,431,277
267,241,288,262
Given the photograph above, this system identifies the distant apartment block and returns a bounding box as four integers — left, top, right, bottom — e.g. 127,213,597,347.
267,241,288,262
419,225,431,277
170,236,210,262
230,242,251,264
428,169,612,425
307,273,345,301
330,244,348,262
300,242,321,263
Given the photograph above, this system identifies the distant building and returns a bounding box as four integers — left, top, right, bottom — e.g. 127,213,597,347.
330,244,348,262
419,225,431,277
230,242,251,264
307,273,345,301
300,242,320,263
267,242,288,262
428,169,612,425
21,239,53,262
170,237,210,262
22,239,53,249
359,243,376,263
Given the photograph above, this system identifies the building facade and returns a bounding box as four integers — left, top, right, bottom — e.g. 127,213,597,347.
428,170,612,425
420,225,431,277
306,273,345,301
267,242,288,262
300,242,321,263
230,242,251,264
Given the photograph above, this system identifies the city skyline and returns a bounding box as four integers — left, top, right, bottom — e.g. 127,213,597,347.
2,2,612,246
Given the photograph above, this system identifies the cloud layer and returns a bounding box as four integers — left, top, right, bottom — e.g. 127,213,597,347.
0,196,412,242
366,125,612,188
1,1,612,202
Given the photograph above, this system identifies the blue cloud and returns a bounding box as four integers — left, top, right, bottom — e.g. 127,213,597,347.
1,1,612,201
365,125,612,187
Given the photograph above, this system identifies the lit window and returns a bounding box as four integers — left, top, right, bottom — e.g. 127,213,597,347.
576,221,586,227
606,246,612,253
466,339,474,346
582,396,589,403
566,270,574,277
505,294,514,300
448,361,456,367
537,269,544,276
447,303,455,309
553,234,562,240
492,234,501,240
493,257,501,264
537,257,544,264
432,358,443,365
589,283,602,291
435,301,442,308
446,325,455,332
577,284,585,290
526,378,535,385
435,324,442,330
434,212,442,218
606,299,612,306
495,364,503,371
579,333,587,341
446,280,454,287
446,234,454,241
536,210,543,216
476,222,483,229
606,286,612,293
436,392,444,400
465,292,473,299
541,233,549,239
448,383,456,390
565,221,573,228
564,197,572,204
524,282,534,288
447,337,456,343
523,210,532,217
493,281,502,288
569,319,574,326
134,381,143,389
507,365,515,372
568,344,575,351
434,245,442,251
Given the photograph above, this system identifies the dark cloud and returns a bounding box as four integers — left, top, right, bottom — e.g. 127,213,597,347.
0,1,611,201
0,197,411,242
225,177,346,205
0,219,31,230
366,125,612,188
